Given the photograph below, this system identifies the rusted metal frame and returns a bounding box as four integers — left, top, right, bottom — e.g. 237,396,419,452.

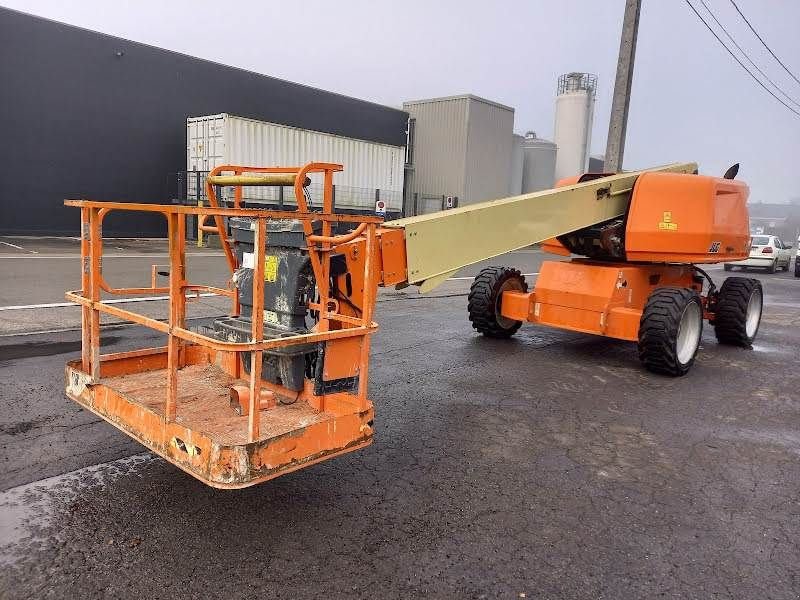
88,208,169,296
172,323,375,352
100,283,170,295
322,169,334,238
99,345,169,362
308,222,367,245
66,293,171,333
317,168,336,336
80,207,91,373
151,264,168,289
165,212,187,423
356,224,379,410
87,208,233,298
64,200,383,224
69,284,375,350
291,163,334,335
88,208,102,382
234,174,243,209
98,280,230,297
204,179,238,273
315,312,364,327
248,217,267,441
217,164,341,175
184,284,235,297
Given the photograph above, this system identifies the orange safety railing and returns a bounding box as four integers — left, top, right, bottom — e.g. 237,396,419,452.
65,163,383,442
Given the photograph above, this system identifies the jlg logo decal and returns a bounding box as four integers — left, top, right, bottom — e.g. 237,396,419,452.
658,211,678,231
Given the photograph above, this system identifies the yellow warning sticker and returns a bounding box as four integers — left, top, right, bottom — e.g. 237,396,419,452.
264,255,278,282
658,211,678,231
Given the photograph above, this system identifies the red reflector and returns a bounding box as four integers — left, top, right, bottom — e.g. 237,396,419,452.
762,247,773,254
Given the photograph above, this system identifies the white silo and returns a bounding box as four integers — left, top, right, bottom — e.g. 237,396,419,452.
521,131,557,193
509,134,524,195
553,72,597,182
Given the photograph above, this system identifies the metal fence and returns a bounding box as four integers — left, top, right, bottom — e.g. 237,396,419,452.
168,170,210,205
411,193,460,215
169,171,402,217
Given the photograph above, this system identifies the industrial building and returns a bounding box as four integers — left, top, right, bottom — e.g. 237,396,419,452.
402,73,597,215
402,95,515,214
0,7,408,235
1,4,604,231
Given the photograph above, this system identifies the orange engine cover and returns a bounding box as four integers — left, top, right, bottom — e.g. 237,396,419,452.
625,172,750,263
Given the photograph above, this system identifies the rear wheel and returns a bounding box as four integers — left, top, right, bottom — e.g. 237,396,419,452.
723,264,732,272
795,260,800,277
767,260,777,273
714,277,763,346
638,287,703,376
468,267,527,338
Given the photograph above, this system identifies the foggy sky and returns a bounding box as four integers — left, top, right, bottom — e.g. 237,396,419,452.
2,0,798,202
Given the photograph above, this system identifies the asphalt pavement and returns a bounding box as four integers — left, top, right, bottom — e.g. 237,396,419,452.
1,238,800,599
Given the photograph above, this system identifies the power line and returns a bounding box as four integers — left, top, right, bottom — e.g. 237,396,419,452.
684,0,800,118
697,0,800,110
729,0,800,88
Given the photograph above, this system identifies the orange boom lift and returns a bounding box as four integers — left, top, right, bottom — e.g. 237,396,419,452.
65,161,760,488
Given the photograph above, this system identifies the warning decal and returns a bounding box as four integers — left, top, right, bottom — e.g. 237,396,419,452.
658,211,678,231
265,256,278,282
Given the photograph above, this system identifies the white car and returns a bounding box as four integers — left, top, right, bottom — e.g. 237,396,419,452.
725,234,793,273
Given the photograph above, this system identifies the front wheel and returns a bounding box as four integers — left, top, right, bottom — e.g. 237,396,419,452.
714,277,763,346
638,287,703,376
468,267,527,338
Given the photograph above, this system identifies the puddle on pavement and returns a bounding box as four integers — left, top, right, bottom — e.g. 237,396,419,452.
0,453,156,564
750,341,791,355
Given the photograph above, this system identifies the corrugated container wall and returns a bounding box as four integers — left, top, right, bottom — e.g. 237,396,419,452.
403,95,514,213
187,114,405,212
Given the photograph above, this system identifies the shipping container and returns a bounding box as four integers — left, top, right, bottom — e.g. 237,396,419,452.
187,114,405,214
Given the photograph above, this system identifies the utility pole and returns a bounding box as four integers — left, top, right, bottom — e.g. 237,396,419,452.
605,0,642,173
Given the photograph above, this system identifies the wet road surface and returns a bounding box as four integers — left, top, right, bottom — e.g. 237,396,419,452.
1,258,799,599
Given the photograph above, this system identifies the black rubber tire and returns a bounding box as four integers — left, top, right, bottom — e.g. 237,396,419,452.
468,266,527,338
714,277,763,346
638,287,703,376
795,261,800,278
723,264,732,272
767,260,777,274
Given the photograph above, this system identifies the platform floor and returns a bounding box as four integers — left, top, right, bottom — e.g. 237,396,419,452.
103,364,329,446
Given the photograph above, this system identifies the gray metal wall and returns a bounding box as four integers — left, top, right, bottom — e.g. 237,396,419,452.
463,98,514,204
403,95,514,212
403,96,469,205
0,7,408,235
